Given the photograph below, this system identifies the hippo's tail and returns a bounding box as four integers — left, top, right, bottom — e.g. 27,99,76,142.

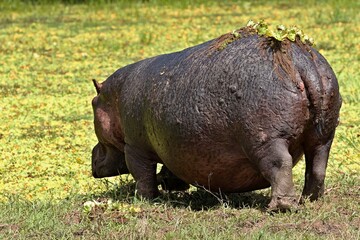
291,40,341,138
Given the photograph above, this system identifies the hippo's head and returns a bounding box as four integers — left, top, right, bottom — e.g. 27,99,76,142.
91,79,129,178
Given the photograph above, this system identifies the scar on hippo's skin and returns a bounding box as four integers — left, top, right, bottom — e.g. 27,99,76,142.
297,81,305,92
259,131,268,143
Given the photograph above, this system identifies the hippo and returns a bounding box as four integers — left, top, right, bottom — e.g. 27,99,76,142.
91,26,341,210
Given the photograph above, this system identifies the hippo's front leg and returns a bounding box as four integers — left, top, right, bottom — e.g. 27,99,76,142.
124,145,160,199
257,139,298,211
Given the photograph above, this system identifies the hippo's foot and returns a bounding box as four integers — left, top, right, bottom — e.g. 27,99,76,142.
157,165,190,192
267,195,298,212
300,185,324,204
135,182,160,199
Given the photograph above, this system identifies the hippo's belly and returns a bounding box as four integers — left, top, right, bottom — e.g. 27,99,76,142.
155,141,304,193
156,145,269,192
178,158,270,192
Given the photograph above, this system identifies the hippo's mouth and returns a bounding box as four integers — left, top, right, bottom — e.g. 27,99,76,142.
91,143,129,178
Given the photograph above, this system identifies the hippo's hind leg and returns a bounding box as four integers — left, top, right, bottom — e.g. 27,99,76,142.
256,139,297,211
301,134,334,202
124,145,160,199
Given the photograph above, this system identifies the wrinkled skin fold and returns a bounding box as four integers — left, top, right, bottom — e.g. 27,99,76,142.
91,28,341,211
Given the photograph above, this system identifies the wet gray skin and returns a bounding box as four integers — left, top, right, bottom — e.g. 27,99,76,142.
91,28,341,211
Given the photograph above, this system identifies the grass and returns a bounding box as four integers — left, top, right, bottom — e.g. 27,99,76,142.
0,0,359,239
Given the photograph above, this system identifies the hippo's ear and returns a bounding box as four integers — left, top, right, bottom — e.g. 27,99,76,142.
92,79,102,94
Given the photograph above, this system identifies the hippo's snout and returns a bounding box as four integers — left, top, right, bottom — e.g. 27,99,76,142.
91,144,106,178
91,143,129,178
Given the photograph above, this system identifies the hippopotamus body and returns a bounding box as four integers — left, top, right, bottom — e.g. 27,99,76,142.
91,27,341,210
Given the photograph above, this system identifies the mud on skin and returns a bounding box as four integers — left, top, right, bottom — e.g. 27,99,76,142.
91,27,341,211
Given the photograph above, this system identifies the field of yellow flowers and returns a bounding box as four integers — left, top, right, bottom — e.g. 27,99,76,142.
0,1,358,239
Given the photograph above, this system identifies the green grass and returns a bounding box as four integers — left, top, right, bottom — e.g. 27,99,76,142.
0,0,359,239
